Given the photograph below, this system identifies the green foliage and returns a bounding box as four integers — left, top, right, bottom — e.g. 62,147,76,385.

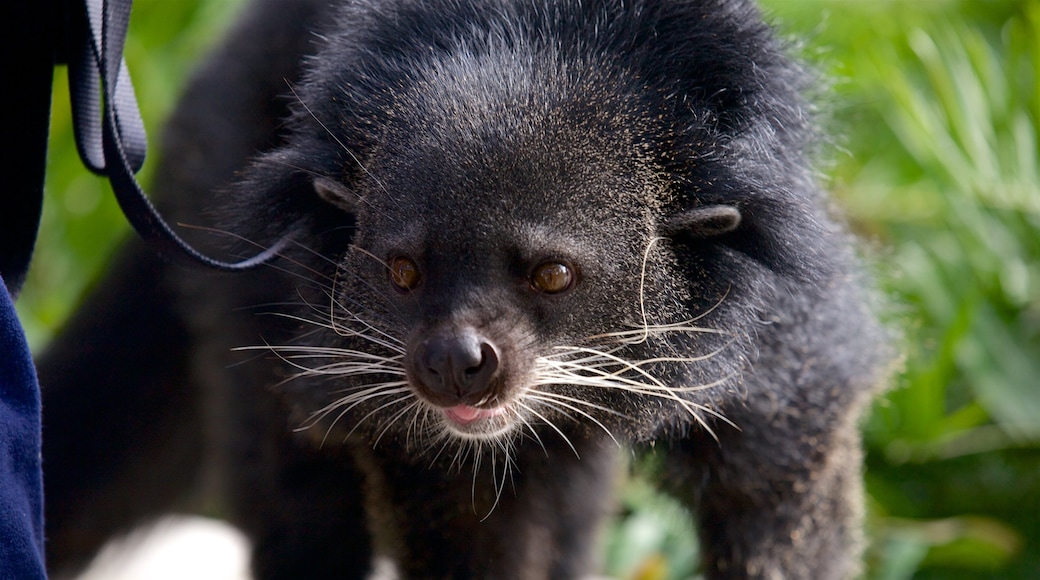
20,1,1039,578
604,469,700,580
801,2,1040,577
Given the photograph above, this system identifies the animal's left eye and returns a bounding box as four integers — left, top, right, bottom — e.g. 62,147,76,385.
531,261,575,294
389,256,421,291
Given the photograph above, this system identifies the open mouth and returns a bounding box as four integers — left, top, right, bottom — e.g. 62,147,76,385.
442,404,506,426
438,404,514,439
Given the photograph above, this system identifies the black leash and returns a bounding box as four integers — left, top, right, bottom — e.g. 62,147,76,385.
70,0,290,270
3,0,287,297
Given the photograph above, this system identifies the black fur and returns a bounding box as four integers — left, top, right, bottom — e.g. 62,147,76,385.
40,0,891,578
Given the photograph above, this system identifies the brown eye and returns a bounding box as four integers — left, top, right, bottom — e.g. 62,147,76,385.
389,256,421,291
531,262,575,294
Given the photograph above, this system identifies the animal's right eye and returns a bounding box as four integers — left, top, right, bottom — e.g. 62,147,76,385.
531,261,575,294
389,256,421,291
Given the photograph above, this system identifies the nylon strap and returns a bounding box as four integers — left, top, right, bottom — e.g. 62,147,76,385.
68,0,290,271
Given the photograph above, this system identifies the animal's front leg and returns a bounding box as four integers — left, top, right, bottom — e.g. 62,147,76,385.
663,405,869,580
356,435,617,579
242,440,375,580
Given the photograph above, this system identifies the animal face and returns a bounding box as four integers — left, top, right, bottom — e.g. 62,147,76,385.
227,0,801,460
298,126,666,442
260,51,752,454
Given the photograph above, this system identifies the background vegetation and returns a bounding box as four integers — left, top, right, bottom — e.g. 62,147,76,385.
20,1,1039,578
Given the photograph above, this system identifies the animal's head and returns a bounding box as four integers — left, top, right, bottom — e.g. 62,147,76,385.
227,0,833,452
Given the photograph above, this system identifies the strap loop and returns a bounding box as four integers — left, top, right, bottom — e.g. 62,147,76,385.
68,0,290,271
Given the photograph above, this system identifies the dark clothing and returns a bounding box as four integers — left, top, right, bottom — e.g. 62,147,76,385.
0,277,47,579
2,0,55,575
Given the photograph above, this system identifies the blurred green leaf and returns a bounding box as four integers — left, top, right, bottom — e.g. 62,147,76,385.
604,472,700,580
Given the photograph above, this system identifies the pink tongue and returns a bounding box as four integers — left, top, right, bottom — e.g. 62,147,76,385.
445,405,484,423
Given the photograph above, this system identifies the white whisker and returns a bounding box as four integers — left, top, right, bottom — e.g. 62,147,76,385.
374,400,423,447
344,393,416,443
522,391,624,448
514,402,579,459
480,441,515,522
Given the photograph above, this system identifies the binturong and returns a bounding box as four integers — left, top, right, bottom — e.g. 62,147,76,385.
39,0,894,578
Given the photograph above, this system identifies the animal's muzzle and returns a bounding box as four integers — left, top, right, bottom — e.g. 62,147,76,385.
410,328,501,407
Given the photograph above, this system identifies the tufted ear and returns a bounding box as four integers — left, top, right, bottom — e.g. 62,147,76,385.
313,176,359,213
661,205,741,239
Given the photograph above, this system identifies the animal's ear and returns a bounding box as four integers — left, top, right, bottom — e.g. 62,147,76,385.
662,198,833,284
224,148,357,249
661,205,741,239
313,176,359,213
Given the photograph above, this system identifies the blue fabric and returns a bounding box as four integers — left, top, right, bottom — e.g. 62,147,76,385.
0,276,47,578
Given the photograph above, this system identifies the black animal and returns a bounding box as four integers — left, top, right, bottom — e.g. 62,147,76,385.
40,0,891,578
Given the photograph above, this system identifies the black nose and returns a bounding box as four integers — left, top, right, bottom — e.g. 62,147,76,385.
411,330,500,406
